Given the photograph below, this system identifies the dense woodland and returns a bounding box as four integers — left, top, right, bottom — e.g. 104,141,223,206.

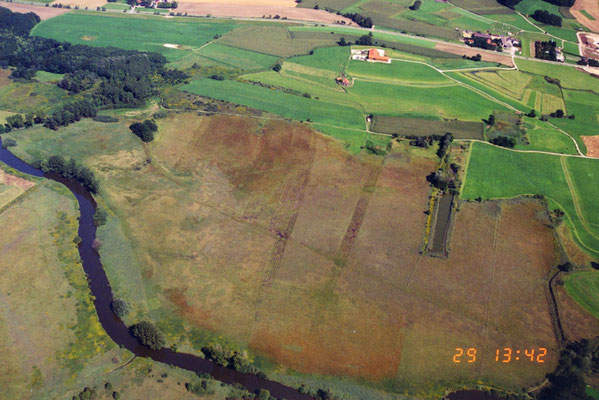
0,6,187,131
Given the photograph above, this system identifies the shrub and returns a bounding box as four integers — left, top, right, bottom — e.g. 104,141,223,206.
110,299,130,318
93,208,107,227
409,0,422,10
130,321,165,350
273,63,282,72
1,138,17,148
129,120,157,142
490,136,516,148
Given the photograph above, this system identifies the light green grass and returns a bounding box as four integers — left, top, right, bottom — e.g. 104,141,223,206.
347,58,452,84
182,78,366,129
462,141,599,256
102,2,130,10
31,12,240,62
565,272,599,319
514,118,578,154
171,43,278,71
515,0,561,16
34,71,65,82
292,46,351,72
588,386,599,399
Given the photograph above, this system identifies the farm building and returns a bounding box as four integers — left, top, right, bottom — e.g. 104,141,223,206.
351,48,391,64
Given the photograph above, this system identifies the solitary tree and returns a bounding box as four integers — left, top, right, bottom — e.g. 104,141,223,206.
130,321,165,350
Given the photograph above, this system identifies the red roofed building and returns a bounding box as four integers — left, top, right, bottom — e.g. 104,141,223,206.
367,48,391,63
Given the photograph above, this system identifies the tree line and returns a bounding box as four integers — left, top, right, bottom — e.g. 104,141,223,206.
0,6,40,35
40,155,100,193
530,9,562,26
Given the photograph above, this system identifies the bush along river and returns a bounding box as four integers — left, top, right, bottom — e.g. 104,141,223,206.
0,137,312,400
0,137,498,400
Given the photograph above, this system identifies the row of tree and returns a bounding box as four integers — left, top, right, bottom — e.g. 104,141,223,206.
542,0,575,6
497,0,523,8
41,155,100,193
341,12,373,28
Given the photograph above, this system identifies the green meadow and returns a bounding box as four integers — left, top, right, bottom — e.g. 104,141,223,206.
565,272,599,319
462,142,599,257
32,12,240,62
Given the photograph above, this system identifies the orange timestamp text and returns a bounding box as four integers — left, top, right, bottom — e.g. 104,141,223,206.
452,347,547,363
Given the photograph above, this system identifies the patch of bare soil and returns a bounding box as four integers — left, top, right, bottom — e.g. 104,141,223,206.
582,135,599,158
0,2,71,20
572,0,599,32
176,2,354,24
50,0,107,9
435,42,515,66
0,169,34,190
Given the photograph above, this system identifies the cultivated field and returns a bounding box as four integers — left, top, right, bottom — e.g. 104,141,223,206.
582,136,599,158
370,116,484,139
572,0,599,32
50,0,107,8
0,2,71,20
448,0,513,15
177,2,354,24
434,43,515,66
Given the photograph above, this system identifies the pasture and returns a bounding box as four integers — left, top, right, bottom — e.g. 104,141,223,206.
32,12,241,63
448,0,513,15
565,272,599,319
462,142,599,257
4,113,563,397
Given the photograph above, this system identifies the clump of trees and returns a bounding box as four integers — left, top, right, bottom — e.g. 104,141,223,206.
409,0,422,10
129,120,158,142
436,132,453,159
110,299,130,318
129,321,165,350
490,135,516,148
463,53,482,61
539,337,599,399
535,40,558,61
44,99,97,130
93,208,107,227
531,10,562,26
201,344,264,375
497,0,523,8
41,156,100,193
341,12,373,28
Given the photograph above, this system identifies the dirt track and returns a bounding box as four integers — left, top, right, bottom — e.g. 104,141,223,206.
177,2,354,24
572,0,599,32
0,2,71,19
434,42,515,66
582,135,599,158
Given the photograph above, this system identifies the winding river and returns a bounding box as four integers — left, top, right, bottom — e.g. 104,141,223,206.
0,137,312,400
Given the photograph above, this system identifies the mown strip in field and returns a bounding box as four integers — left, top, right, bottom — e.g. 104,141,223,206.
371,116,484,139
181,78,365,129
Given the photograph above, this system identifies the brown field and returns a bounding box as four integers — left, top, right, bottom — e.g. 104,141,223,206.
0,69,11,88
183,0,296,5
0,169,35,210
177,2,354,24
88,112,561,393
582,135,599,158
50,0,106,8
0,2,71,20
434,42,515,66
572,0,599,32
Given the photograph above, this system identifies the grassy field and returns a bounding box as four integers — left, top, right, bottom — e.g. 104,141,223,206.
448,0,513,15
565,272,599,319
462,142,599,257
170,43,278,71
513,118,579,155
0,72,68,114
32,12,241,64
0,165,133,399
3,114,563,398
